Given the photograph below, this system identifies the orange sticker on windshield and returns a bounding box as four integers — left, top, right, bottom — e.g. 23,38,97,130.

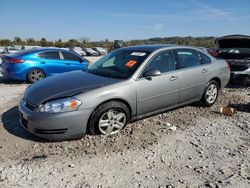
125,60,137,68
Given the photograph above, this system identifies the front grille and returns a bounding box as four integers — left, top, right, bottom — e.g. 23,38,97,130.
24,100,37,111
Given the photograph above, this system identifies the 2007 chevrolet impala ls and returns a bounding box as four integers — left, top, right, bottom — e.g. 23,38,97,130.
19,45,230,140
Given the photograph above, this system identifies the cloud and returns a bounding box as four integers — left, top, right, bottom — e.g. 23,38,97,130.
95,12,175,20
185,0,250,33
96,2,250,25
187,0,239,23
153,23,164,30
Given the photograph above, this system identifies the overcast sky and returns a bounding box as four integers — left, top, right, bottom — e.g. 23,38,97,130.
0,0,249,41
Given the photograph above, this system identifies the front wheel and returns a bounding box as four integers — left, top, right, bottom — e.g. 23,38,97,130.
201,80,219,107
88,101,130,136
27,69,45,83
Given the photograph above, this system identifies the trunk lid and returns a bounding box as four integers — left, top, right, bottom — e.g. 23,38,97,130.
216,35,250,71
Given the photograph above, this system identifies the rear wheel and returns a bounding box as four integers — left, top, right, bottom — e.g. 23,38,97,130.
27,69,45,83
201,80,219,106
88,101,130,136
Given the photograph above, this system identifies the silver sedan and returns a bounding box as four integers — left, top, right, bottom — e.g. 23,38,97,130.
19,45,230,140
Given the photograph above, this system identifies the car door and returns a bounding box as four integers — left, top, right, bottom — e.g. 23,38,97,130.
175,49,208,104
136,50,181,116
37,51,65,76
61,51,88,71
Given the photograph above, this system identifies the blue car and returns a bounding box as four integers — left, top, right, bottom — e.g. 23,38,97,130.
0,48,89,83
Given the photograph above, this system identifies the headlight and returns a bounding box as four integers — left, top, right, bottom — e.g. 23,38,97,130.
39,98,81,113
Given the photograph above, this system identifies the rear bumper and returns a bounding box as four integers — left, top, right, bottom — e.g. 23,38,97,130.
18,99,93,140
0,64,27,81
230,67,250,80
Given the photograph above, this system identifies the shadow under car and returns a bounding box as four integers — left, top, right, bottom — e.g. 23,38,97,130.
1,106,45,142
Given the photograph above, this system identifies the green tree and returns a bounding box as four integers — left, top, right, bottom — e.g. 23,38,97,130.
55,39,63,47
40,38,48,47
14,37,22,45
0,39,12,46
79,37,90,47
26,38,36,45
65,39,79,48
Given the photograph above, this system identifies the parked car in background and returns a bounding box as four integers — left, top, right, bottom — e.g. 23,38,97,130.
197,47,218,58
207,48,218,57
198,47,209,53
0,47,4,54
70,47,86,56
19,44,230,140
216,35,250,86
82,48,99,56
3,46,20,54
92,47,107,55
0,48,89,83
24,46,42,50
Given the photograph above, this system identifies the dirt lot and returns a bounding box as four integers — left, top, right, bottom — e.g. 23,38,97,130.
0,66,249,187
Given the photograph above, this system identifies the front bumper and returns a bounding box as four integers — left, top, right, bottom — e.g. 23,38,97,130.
18,99,93,140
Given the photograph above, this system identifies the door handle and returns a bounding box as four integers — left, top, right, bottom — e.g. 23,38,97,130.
201,69,208,73
169,76,177,81
40,61,46,64
65,63,70,65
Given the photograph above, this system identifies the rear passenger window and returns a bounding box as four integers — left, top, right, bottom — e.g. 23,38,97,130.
176,49,200,68
62,52,81,61
38,51,60,60
199,52,212,64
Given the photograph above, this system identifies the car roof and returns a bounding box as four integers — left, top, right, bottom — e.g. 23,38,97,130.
7,47,77,57
28,47,71,53
121,44,177,53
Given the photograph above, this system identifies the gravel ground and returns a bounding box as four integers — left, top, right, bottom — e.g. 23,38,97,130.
0,67,249,187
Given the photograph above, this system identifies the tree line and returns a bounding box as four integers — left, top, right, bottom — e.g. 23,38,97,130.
0,36,217,50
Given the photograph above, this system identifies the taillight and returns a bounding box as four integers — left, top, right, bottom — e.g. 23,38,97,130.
8,58,25,63
227,62,231,70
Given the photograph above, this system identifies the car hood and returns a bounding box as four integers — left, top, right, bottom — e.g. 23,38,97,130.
24,71,122,105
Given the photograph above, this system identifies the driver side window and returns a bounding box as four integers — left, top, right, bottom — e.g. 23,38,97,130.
143,50,176,75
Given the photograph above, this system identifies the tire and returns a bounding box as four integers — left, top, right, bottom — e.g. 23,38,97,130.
242,76,250,87
27,69,45,83
201,80,219,107
88,101,130,136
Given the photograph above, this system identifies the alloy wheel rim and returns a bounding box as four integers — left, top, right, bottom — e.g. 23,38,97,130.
30,70,44,82
206,84,218,104
98,109,126,135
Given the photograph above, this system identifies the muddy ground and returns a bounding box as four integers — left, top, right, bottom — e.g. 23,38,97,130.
0,73,249,187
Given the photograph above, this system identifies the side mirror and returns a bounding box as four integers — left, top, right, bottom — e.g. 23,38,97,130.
143,68,161,78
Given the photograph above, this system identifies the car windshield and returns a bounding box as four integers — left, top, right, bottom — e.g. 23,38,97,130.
86,48,94,52
96,47,104,50
7,48,39,56
87,49,150,79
